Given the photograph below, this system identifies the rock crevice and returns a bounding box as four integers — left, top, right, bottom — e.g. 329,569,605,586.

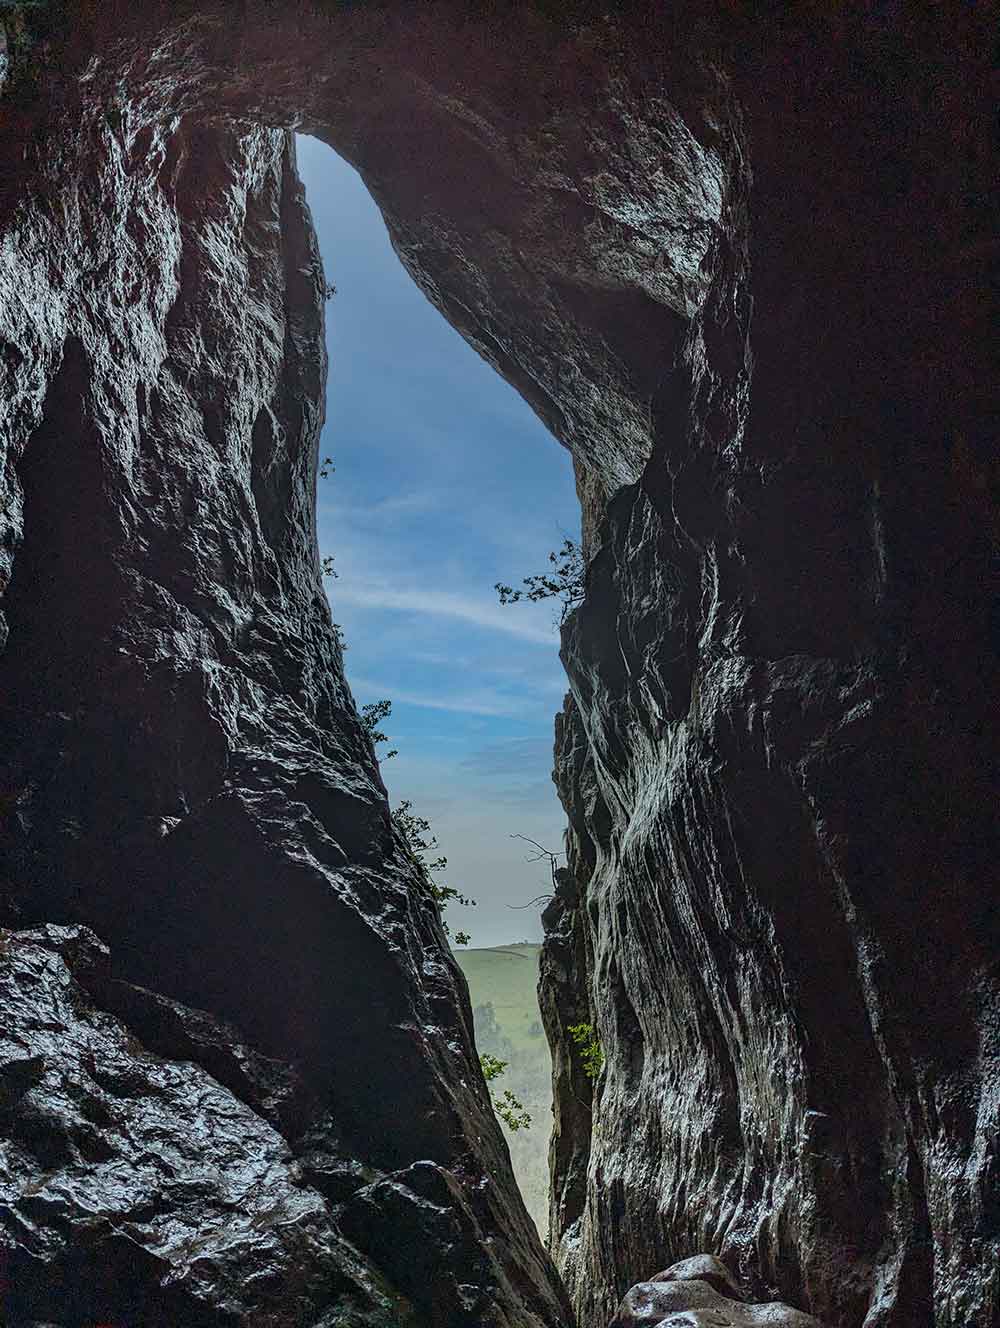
0,5,994,1327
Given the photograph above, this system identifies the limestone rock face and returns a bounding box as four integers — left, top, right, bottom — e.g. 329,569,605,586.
538,10,996,1328
609,1280,822,1328
0,926,395,1325
0,5,994,1328
607,1257,824,1327
651,1256,745,1303
0,32,568,1325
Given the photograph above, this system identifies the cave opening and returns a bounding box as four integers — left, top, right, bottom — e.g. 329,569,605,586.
296,134,578,1238
1,5,988,1324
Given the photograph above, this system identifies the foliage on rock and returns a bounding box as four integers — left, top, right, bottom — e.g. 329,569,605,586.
480,1051,532,1132
495,538,585,622
392,798,474,944
568,1021,604,1080
360,698,397,760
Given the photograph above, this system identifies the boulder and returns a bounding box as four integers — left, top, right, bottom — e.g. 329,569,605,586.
609,1275,825,1328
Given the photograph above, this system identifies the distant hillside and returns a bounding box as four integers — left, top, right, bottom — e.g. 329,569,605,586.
455,944,551,1240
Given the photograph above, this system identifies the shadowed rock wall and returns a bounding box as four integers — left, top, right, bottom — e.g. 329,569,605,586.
539,9,996,1328
0,4,994,1327
0,30,569,1326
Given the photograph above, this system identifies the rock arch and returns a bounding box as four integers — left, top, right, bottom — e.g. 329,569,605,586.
0,4,994,1326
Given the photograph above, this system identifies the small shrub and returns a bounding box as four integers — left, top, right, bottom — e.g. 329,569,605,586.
360,699,397,760
495,537,585,623
353,700,474,942
479,1052,507,1083
568,1021,604,1080
392,798,475,942
479,1053,531,1131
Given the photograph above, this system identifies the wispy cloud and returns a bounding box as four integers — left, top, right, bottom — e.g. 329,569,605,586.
461,736,555,777
330,582,558,645
319,490,441,523
348,675,536,718
299,136,576,945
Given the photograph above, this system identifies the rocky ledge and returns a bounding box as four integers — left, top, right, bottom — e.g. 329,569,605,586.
0,924,566,1326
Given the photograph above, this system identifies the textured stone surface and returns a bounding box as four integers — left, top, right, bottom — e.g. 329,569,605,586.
0,18,572,1322
0,926,401,1326
539,9,997,1327
0,4,995,1327
0,922,570,1326
609,1279,822,1328
606,1256,823,1327
651,1255,744,1302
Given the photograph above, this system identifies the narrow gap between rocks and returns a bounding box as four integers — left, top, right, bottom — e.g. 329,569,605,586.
296,135,579,1240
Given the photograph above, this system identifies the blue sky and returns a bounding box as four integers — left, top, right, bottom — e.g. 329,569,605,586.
296,136,579,946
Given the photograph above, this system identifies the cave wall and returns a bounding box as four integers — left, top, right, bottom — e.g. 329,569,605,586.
539,9,997,1328
0,4,994,1327
0,33,569,1328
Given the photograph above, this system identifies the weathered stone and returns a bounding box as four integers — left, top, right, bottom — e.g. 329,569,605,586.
538,11,996,1328
0,5,994,1327
341,1160,562,1328
651,1255,744,1302
0,34,569,1322
608,1277,824,1327
88,971,315,1139
0,926,400,1326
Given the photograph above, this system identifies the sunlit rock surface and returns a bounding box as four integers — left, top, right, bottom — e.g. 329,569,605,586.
651,1255,745,1303
608,1255,826,1327
0,4,994,1327
0,926,398,1325
609,1281,822,1328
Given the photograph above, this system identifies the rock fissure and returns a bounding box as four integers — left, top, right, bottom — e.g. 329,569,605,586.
0,4,994,1327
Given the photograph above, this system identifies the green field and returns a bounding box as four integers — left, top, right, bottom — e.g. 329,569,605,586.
455,943,552,1239
457,943,547,1054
